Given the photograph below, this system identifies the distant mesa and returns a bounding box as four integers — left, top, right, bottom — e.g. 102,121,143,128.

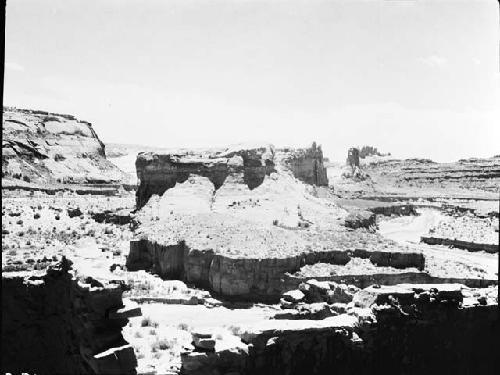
2,106,131,190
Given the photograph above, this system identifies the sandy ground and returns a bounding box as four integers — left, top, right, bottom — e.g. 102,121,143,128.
378,208,498,279
378,208,445,244
123,302,278,374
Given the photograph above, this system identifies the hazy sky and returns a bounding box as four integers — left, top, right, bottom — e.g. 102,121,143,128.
4,0,499,162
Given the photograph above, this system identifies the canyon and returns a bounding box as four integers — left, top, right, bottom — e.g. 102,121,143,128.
2,110,499,375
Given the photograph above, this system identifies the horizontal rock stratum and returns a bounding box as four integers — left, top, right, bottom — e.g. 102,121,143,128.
2,106,128,186
135,143,328,209
128,143,426,301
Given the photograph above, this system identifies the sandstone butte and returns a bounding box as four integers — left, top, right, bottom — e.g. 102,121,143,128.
127,143,428,302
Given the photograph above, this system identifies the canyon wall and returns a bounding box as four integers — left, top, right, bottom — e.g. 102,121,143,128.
127,239,424,301
363,156,500,193
281,143,329,186
135,145,275,209
1,258,137,375
135,143,329,209
421,236,499,253
181,287,499,375
2,107,128,185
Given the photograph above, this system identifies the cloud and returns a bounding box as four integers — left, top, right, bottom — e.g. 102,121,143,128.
5,61,25,72
419,55,447,68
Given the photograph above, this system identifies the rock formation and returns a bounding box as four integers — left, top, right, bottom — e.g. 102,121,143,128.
359,145,385,159
347,147,360,169
180,284,499,375
2,106,128,186
280,142,329,186
358,155,500,194
135,142,329,209
1,257,139,374
135,144,276,209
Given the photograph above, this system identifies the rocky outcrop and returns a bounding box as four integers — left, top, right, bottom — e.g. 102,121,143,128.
127,239,424,301
344,210,376,229
180,284,499,375
90,209,134,225
359,145,385,159
421,236,499,253
362,156,500,193
347,147,360,168
281,142,329,186
2,106,128,186
1,258,138,375
135,144,275,208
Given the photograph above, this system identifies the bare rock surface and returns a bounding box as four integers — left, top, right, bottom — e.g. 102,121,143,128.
2,257,138,374
2,106,130,187
128,144,429,300
328,151,500,199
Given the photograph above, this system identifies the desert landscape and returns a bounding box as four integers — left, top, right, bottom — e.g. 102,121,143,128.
2,106,498,375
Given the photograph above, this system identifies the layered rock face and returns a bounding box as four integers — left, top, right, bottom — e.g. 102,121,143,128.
181,284,499,375
135,144,275,208
127,238,425,302
280,143,329,186
362,156,500,193
2,107,127,185
128,144,431,301
1,258,137,375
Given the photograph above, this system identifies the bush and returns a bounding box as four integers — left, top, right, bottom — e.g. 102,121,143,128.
54,154,65,162
140,316,158,328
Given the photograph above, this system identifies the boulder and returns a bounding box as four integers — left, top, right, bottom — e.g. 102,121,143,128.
352,285,415,308
282,289,305,303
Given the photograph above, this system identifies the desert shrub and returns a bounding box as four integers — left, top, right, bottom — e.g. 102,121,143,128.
177,322,190,331
54,154,65,162
228,325,242,336
152,337,175,352
141,316,158,328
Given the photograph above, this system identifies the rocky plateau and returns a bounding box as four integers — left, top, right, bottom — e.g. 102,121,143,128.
2,112,499,375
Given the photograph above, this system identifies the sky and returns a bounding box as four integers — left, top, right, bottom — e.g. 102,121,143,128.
4,0,500,162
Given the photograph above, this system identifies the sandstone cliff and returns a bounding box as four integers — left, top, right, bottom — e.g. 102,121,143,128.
135,142,328,209
2,107,128,186
329,149,500,199
128,144,427,301
280,143,329,186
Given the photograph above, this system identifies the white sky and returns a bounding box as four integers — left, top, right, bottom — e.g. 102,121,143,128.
4,0,500,162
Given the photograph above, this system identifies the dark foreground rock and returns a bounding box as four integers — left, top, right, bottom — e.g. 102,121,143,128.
180,284,499,375
1,257,138,375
